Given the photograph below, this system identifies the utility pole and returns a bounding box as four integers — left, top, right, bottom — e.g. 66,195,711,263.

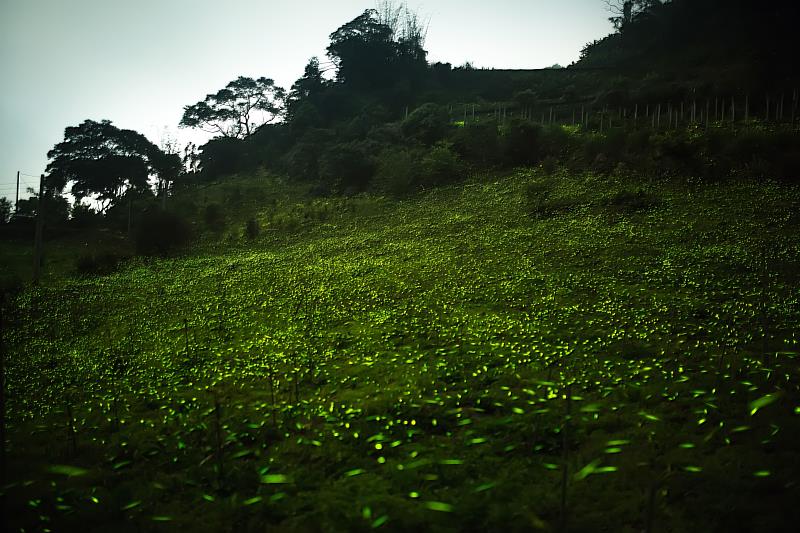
32,174,45,285
15,171,19,213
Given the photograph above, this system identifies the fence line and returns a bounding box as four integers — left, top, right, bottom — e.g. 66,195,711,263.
435,90,799,133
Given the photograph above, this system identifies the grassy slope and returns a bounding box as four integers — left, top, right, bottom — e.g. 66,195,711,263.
5,169,800,532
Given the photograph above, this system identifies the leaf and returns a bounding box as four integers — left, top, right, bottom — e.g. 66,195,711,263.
753,470,771,477
439,459,463,465
47,465,88,477
474,482,496,492
749,393,779,416
152,516,173,521
424,501,454,512
344,468,366,477
243,496,262,506
683,466,703,473
638,411,660,422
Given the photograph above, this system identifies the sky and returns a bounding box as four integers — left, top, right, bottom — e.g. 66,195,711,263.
0,0,611,204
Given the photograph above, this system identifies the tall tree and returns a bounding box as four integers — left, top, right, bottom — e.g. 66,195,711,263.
46,120,161,213
286,57,329,119
326,6,427,90
180,76,286,139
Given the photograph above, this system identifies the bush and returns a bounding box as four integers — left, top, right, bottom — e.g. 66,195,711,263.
501,119,542,165
135,210,192,256
204,203,226,232
75,252,130,277
450,121,501,166
244,218,260,240
373,147,425,197
319,142,375,194
402,103,449,145
420,142,464,188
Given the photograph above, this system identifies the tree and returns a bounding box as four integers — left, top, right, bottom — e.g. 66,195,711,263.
604,0,661,30
287,57,329,119
326,5,427,89
46,119,161,213
180,76,286,139
0,198,11,224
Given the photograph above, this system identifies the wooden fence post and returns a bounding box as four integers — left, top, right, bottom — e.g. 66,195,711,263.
32,173,45,285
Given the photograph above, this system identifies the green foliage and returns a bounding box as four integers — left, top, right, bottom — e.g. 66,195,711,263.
419,142,463,188
402,103,449,145
134,209,192,256
450,121,501,166
373,146,425,196
7,170,799,532
501,119,542,165
319,142,376,194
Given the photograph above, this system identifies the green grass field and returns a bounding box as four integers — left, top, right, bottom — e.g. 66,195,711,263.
4,168,800,531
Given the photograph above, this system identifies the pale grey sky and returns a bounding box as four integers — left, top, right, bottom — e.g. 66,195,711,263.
0,0,610,203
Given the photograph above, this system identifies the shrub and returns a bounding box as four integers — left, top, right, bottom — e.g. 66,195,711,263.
373,146,425,197
420,142,464,188
501,119,542,165
402,103,449,145
244,218,260,240
135,210,192,256
319,142,375,194
450,121,501,166
204,203,226,232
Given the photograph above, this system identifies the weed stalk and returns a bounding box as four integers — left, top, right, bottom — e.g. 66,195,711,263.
559,383,572,533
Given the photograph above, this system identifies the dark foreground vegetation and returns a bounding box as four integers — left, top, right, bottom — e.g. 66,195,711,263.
1,1,799,531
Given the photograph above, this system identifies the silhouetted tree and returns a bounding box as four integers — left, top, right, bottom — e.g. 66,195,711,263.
286,57,329,120
46,120,160,213
326,6,427,90
180,76,286,139
0,198,11,224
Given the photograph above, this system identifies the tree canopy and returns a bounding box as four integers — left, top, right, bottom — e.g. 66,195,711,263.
180,76,286,139
326,6,427,89
46,120,162,212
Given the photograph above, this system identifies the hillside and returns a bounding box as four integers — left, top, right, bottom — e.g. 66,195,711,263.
4,169,800,531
